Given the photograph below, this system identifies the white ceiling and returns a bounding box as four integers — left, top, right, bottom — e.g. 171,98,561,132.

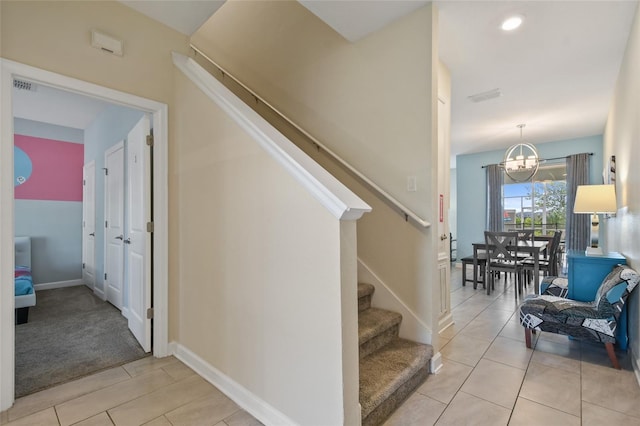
436,0,637,164
13,1,637,166
299,0,430,42
13,82,111,130
299,1,637,165
118,0,225,35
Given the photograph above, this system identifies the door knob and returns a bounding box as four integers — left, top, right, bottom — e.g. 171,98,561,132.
89,232,95,237
124,238,131,244
115,235,124,240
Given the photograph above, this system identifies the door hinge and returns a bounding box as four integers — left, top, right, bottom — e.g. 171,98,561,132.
82,263,85,269
146,221,154,233
146,308,154,319
105,220,108,228
146,134,154,147
104,273,107,280
103,167,108,176
83,179,86,186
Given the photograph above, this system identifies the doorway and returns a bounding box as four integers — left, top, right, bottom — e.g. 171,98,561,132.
0,59,169,410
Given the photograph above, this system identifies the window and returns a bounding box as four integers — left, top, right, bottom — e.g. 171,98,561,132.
503,163,566,236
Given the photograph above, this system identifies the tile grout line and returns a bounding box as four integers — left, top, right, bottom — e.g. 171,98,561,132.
436,274,521,423
444,271,550,424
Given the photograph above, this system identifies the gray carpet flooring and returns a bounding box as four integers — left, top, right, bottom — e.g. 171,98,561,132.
15,285,148,397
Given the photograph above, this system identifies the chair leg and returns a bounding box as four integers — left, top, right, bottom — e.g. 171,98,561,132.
524,328,532,349
605,342,620,369
462,261,467,287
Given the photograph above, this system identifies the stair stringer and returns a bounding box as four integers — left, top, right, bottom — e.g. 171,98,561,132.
358,259,443,374
358,259,432,345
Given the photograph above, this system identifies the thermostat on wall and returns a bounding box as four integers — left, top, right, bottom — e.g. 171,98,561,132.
91,30,123,56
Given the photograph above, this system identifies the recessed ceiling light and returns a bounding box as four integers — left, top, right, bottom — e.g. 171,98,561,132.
501,15,523,31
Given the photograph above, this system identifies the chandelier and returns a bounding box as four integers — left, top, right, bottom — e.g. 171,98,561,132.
503,124,539,182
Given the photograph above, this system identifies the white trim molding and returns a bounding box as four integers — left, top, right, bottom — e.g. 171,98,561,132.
33,279,84,291
0,58,170,411
430,352,443,374
172,52,371,222
0,56,16,413
170,342,299,426
358,259,433,344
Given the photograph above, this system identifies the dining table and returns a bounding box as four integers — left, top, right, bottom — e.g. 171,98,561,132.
472,239,549,295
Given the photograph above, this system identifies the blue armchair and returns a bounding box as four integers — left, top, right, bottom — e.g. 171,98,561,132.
518,264,639,369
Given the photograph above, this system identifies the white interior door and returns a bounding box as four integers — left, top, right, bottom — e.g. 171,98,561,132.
104,142,125,309
126,115,152,352
82,161,96,290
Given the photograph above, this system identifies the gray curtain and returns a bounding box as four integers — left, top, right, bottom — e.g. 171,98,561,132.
566,153,590,252
486,164,504,231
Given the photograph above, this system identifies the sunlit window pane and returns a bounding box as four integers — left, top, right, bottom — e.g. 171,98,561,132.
503,163,566,236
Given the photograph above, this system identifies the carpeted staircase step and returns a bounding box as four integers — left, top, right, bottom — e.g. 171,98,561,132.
358,282,375,312
359,338,433,426
358,308,402,359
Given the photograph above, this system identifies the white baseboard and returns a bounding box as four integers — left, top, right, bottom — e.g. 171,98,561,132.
34,279,84,291
122,307,130,319
430,352,443,374
169,342,298,426
438,312,454,333
358,259,432,345
94,286,106,300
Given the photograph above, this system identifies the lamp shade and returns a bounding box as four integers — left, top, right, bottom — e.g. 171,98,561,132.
573,184,617,213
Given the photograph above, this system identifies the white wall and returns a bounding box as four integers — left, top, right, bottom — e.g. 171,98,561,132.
193,1,435,220
13,118,83,284
191,0,440,345
603,4,640,378
172,64,361,425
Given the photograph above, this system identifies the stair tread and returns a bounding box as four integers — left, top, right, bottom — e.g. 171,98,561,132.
359,338,433,419
358,308,402,345
358,283,375,299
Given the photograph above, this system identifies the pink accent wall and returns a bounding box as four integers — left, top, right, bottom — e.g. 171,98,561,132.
14,134,84,201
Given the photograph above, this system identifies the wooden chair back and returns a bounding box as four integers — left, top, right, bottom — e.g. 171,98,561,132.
484,231,520,263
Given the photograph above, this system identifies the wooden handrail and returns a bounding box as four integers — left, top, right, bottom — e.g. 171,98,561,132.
189,44,431,228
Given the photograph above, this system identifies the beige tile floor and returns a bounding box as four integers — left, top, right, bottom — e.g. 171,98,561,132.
384,265,640,425
0,356,263,426
3,267,640,426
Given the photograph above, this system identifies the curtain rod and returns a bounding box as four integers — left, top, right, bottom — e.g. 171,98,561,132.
480,152,593,169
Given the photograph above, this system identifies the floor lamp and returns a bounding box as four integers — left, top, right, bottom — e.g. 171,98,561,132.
573,184,617,255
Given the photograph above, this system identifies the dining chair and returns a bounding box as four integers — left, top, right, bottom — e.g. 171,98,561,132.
484,231,524,297
514,229,536,283
516,229,535,246
522,231,562,281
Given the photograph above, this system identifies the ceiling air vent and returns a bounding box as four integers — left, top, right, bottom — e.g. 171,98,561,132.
468,88,501,103
13,79,37,92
